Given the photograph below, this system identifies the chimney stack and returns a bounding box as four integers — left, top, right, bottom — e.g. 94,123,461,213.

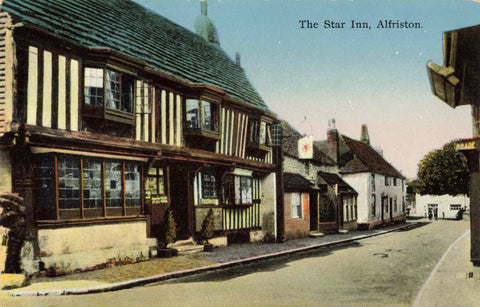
327,119,338,162
360,124,370,145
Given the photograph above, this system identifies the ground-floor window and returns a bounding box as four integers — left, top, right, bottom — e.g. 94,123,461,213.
343,196,357,222
371,194,376,217
145,167,168,205
450,204,462,211
194,170,219,205
36,153,142,220
290,193,303,219
223,175,260,206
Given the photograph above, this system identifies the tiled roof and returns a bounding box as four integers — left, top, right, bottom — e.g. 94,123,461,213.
317,171,357,195
283,172,316,192
1,0,269,112
281,121,335,165
341,135,404,179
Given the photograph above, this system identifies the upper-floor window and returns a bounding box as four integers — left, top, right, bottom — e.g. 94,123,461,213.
370,174,376,192
83,67,135,124
184,99,220,147
385,176,390,186
185,99,219,132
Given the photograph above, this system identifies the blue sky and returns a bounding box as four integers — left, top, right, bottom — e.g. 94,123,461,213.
133,0,480,178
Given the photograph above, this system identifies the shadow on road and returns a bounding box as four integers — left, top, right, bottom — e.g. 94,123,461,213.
154,242,362,285
395,222,430,232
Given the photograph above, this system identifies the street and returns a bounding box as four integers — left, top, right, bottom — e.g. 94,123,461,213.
1,219,472,307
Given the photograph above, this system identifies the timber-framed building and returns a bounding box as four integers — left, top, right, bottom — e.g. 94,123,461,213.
0,0,279,273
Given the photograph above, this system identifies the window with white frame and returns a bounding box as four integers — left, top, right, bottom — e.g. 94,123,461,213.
291,193,303,219
370,174,376,192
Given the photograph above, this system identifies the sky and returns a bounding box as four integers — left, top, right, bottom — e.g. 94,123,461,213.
133,0,480,179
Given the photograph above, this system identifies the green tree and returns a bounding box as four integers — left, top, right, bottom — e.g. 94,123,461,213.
417,142,470,196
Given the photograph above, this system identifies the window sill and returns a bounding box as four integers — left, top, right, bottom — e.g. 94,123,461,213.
82,105,134,125
184,128,221,141
36,215,146,228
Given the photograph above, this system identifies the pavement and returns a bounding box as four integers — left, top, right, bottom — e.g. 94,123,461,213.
1,219,479,306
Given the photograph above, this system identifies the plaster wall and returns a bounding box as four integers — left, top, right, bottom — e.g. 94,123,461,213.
259,172,276,242
36,220,156,273
412,194,469,219
342,172,405,227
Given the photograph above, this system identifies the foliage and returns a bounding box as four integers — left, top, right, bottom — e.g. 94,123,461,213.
417,142,470,196
406,179,423,203
200,209,215,244
164,208,176,245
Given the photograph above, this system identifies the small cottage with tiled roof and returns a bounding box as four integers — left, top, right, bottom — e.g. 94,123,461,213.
0,0,279,274
317,124,406,229
281,121,358,239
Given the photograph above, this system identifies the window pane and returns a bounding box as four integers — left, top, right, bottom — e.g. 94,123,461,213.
241,177,252,204
38,154,56,210
106,70,121,110
125,162,140,207
259,121,267,145
202,100,212,131
121,74,134,113
291,193,302,218
250,120,259,143
106,161,122,207
202,171,217,199
58,155,81,209
84,68,104,106
186,99,199,128
83,157,103,209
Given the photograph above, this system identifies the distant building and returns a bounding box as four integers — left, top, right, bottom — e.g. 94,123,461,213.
316,124,406,229
411,194,469,219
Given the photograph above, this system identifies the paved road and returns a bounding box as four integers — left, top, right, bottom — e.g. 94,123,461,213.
1,219,470,306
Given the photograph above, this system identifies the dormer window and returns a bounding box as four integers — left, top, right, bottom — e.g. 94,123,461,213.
83,67,135,124
184,98,220,145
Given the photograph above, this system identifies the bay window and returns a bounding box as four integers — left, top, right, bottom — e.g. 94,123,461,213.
185,98,220,137
36,153,142,221
248,117,272,153
223,175,259,206
83,67,135,124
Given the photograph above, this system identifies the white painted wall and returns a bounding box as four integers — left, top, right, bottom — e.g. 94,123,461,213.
342,172,405,226
412,194,469,219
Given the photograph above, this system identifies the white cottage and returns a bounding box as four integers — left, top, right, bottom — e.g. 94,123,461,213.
316,124,406,229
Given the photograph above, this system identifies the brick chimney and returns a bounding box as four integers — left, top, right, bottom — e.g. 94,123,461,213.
360,124,370,145
327,119,338,162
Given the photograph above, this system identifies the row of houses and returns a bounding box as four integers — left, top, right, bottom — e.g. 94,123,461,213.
0,0,405,274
